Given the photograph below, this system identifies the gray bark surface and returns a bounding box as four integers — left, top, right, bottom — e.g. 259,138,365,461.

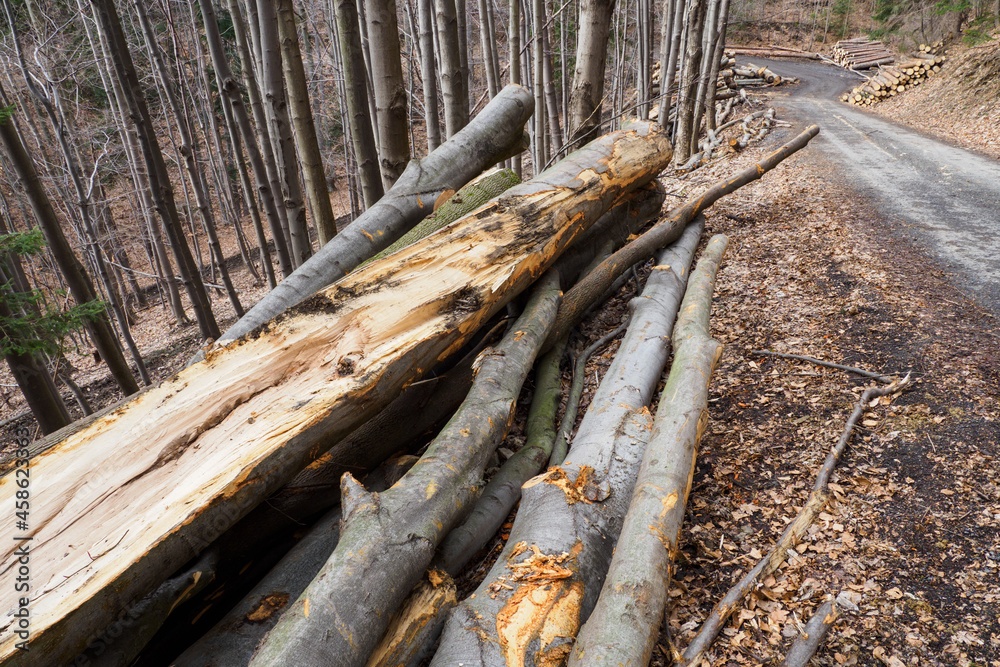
249,272,561,666
569,232,726,666
431,220,704,666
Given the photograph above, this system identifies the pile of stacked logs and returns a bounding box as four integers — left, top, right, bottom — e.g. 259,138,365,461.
841,55,946,106
0,80,826,667
832,38,895,69
650,56,785,123
919,40,945,55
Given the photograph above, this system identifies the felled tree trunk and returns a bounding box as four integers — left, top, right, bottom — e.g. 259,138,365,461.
431,219,705,667
249,271,561,666
569,234,728,665
212,84,534,349
0,122,673,666
171,457,417,667
357,186,668,667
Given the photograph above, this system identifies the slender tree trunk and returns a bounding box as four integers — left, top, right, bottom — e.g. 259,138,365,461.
435,0,469,137
77,0,187,320
257,0,312,267
133,0,245,319
532,0,547,168
479,0,501,99
333,0,386,207
276,0,338,245
690,0,720,155
214,61,277,288
658,0,685,128
204,0,294,279
90,0,220,340
364,0,411,188
542,22,564,159
569,0,615,147
509,0,523,177
418,0,442,151
0,308,70,435
232,0,296,271
674,0,706,164
704,0,732,131
0,113,141,395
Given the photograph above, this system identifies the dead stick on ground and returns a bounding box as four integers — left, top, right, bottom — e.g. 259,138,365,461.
680,374,912,666
781,598,841,667
751,350,895,383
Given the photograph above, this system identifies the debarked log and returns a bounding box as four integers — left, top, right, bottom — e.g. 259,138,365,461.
0,121,673,666
430,218,705,667
568,234,728,666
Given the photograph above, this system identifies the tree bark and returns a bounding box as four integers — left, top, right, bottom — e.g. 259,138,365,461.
417,0,442,151
568,233,727,666
545,123,820,348
435,0,469,137
210,84,534,349
133,0,245,319
249,270,561,666
569,0,615,148
431,218,703,666
674,0,706,164
276,0,338,245
0,293,70,435
782,599,840,667
364,0,411,188
257,0,312,267
0,121,673,666
90,0,220,341
333,0,386,208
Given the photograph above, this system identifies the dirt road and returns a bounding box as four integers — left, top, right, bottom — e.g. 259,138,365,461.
758,58,1000,315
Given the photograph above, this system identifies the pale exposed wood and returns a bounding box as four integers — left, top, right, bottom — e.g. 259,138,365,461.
0,122,673,665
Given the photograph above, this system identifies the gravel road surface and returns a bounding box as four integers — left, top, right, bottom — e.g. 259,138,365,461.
757,58,1000,315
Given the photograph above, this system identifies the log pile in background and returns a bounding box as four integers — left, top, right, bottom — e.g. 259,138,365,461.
918,40,945,55
841,55,946,106
833,38,895,70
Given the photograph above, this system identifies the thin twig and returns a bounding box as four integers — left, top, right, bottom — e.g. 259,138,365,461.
751,349,896,383
680,374,911,665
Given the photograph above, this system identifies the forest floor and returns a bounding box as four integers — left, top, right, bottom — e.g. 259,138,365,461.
3,39,999,666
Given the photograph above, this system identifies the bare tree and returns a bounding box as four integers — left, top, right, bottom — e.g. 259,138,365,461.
257,0,313,267
89,0,220,340
132,0,245,319
569,0,615,147
364,0,411,188
417,0,442,150
276,0,338,245
333,0,385,207
435,0,469,137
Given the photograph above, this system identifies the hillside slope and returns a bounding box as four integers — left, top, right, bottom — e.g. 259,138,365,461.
870,36,1000,159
